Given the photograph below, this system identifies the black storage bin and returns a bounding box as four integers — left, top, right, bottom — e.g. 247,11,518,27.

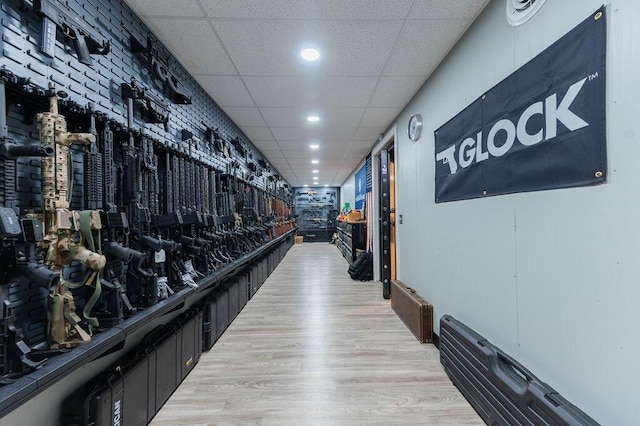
150,327,178,413
201,296,218,350
175,309,203,381
261,258,269,286
250,265,259,296
227,280,240,322
238,273,248,310
123,351,152,426
215,288,229,340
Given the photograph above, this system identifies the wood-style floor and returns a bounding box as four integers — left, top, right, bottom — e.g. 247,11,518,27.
150,243,483,426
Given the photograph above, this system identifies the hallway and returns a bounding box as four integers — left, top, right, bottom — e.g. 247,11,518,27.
150,243,482,425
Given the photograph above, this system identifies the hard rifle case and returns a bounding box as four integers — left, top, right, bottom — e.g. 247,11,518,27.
201,295,218,350
439,315,600,426
238,272,249,308
63,308,203,425
215,287,229,339
390,280,433,343
249,265,260,296
227,279,240,322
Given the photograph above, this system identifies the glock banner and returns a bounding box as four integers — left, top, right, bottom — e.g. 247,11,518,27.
434,7,606,203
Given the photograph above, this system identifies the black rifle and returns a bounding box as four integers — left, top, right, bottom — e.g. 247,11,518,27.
229,137,246,158
121,24,191,105
84,116,137,325
0,208,49,384
202,124,230,158
83,105,103,211
121,79,170,132
0,71,52,262
32,0,110,66
0,70,54,163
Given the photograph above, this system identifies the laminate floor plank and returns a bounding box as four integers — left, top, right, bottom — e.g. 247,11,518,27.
150,243,482,426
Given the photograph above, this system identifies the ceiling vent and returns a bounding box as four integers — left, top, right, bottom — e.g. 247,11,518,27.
506,0,547,26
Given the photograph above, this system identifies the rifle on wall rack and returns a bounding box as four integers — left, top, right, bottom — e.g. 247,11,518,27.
202,124,230,158
31,0,111,67
120,79,170,132
121,23,192,105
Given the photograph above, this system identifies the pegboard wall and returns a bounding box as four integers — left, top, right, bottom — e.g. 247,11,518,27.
0,0,288,195
0,0,293,378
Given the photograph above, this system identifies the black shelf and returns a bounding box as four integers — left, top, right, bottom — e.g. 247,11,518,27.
336,221,366,264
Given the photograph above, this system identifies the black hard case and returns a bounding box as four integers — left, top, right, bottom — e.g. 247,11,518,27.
439,315,599,426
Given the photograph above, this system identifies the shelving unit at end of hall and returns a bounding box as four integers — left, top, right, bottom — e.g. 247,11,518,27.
336,218,366,265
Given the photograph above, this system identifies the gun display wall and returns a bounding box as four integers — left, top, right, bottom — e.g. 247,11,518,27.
293,187,339,242
0,0,295,411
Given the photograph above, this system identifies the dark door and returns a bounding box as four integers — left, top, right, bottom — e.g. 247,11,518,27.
379,149,391,299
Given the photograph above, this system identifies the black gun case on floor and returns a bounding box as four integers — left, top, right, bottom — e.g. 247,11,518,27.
439,315,599,426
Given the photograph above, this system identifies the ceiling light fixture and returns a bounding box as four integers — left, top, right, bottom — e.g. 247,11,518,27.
313,176,319,180
303,184,308,187
312,170,319,173
309,144,319,149
307,115,320,122
301,48,320,62
311,160,319,164
324,184,329,187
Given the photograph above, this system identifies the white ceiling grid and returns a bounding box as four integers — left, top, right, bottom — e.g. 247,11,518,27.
124,0,490,187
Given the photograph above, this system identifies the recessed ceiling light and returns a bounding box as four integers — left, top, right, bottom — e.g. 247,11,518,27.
324,184,329,187
307,115,320,122
300,48,320,61
311,160,319,164
303,184,308,187
309,144,319,149
312,170,319,173
313,176,319,180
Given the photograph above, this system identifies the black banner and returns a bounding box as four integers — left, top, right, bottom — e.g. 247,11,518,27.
434,7,606,203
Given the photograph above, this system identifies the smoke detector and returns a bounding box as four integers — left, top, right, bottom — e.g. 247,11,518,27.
506,0,547,26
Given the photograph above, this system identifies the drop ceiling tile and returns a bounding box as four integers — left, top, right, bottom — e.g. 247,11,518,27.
212,20,403,76
241,127,275,141
368,76,426,107
259,149,285,159
306,159,344,167
125,0,204,17
408,0,490,20
277,140,331,151
360,107,402,127
291,165,328,173
194,75,254,107
271,127,356,141
221,107,267,126
267,161,291,169
260,107,365,128
144,18,236,74
284,149,346,160
201,0,413,20
383,19,471,76
349,138,378,151
353,127,386,142
314,152,350,161
253,141,281,153
245,76,378,108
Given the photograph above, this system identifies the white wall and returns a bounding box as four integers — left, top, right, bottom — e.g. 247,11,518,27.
339,163,360,212
387,1,640,424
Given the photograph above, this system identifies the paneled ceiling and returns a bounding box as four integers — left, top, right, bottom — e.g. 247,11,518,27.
123,0,490,187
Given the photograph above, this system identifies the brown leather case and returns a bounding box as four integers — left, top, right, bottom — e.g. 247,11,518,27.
390,280,433,343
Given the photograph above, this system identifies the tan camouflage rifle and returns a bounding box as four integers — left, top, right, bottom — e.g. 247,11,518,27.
37,84,106,349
